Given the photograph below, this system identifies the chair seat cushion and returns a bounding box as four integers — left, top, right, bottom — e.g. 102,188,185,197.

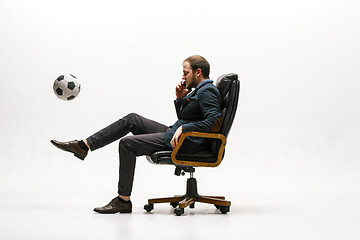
146,151,217,165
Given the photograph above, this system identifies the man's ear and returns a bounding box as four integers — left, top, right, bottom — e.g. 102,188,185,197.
196,68,202,77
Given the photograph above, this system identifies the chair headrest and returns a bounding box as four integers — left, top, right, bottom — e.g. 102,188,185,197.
215,73,238,99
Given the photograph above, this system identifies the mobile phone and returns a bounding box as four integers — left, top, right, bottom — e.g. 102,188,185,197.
182,81,186,87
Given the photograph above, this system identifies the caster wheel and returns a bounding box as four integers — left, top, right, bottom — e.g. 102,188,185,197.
170,202,178,208
190,202,195,208
144,203,154,212
174,208,184,216
214,204,221,209
219,206,230,214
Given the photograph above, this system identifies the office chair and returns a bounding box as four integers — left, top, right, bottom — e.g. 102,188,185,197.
144,73,239,216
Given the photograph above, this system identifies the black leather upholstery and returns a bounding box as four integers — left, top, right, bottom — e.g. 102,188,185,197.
146,150,217,165
215,73,239,138
146,73,239,166
146,151,173,164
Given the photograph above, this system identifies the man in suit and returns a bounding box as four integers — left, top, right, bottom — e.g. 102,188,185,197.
51,55,222,214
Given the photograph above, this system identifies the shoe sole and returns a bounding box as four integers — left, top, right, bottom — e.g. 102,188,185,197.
119,210,132,214
93,209,132,214
74,153,85,160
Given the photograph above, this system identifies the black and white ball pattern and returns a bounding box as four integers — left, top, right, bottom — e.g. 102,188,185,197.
53,74,81,101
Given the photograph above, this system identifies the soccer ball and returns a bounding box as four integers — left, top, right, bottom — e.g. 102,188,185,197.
53,74,81,101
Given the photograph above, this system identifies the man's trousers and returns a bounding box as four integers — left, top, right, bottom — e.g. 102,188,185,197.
86,113,171,196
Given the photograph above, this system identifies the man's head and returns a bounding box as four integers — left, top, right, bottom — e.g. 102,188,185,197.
182,55,210,89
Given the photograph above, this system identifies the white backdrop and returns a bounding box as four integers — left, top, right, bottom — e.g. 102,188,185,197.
0,0,359,201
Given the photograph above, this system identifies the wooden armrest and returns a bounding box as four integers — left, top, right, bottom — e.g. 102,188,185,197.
171,132,227,167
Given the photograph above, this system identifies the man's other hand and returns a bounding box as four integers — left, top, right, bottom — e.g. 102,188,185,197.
170,126,183,149
175,81,189,99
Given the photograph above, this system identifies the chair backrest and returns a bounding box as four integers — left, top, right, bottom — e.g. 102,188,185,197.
202,73,239,157
215,73,240,138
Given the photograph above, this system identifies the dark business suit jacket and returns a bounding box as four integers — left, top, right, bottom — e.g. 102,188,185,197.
164,80,222,152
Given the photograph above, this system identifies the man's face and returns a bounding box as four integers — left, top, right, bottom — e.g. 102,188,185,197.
182,61,197,89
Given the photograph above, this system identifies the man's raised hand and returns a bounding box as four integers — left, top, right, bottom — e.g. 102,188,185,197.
175,81,189,99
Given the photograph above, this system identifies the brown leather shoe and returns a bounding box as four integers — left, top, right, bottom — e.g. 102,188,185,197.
94,197,132,214
50,140,88,160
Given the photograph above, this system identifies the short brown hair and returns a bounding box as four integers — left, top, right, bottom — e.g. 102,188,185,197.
184,55,210,78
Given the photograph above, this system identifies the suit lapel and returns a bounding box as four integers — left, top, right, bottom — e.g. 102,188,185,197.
179,81,212,114
180,91,193,113
180,88,198,113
